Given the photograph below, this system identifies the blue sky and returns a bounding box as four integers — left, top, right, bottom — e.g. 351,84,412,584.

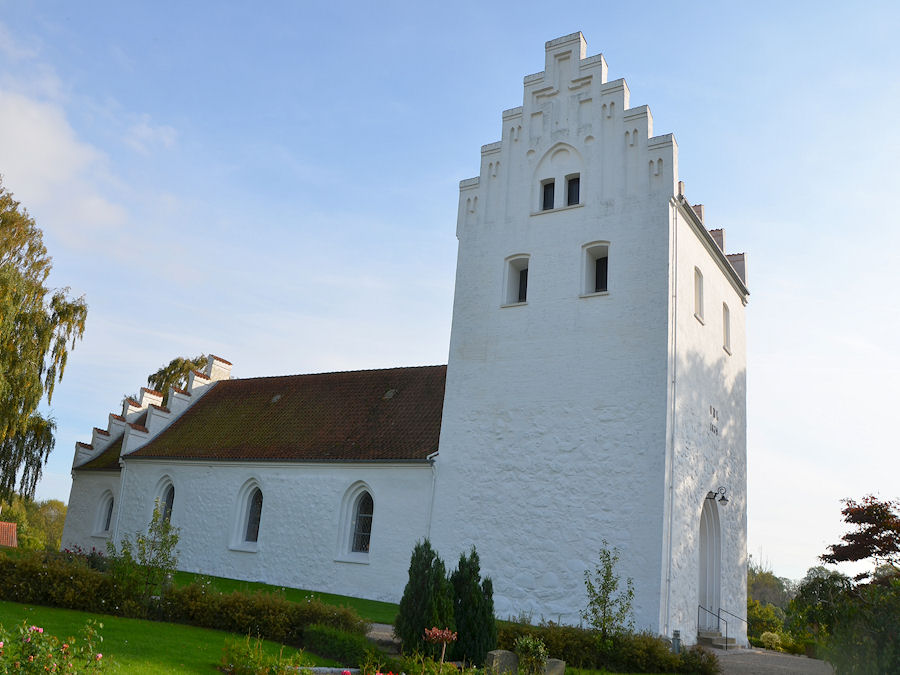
1,1,898,581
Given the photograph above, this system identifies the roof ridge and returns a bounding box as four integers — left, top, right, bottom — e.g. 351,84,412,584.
217,363,448,384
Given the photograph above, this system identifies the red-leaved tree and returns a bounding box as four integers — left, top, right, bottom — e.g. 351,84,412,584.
821,495,900,577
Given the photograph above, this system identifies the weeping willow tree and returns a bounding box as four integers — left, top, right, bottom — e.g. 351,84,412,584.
0,178,87,501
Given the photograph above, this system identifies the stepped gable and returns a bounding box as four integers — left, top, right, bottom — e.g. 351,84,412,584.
127,365,447,462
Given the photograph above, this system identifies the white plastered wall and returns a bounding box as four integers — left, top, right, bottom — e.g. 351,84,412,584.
113,460,434,603
661,202,748,644
61,472,122,552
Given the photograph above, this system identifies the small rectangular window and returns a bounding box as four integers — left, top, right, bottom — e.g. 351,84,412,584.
567,175,580,206
594,256,608,293
518,267,528,303
505,255,530,305
582,242,609,296
541,180,555,210
694,268,704,322
723,303,731,353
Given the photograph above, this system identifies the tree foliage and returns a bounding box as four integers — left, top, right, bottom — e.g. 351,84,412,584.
820,495,900,576
449,547,497,665
0,492,67,551
748,556,795,609
395,539,455,656
146,354,207,405
581,541,635,643
0,179,87,500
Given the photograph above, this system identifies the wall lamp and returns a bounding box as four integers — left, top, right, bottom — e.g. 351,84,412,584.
706,487,729,505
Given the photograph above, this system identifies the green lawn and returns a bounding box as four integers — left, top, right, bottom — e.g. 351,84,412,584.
172,569,399,624
0,600,341,674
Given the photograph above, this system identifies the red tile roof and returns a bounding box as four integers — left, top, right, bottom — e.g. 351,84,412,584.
0,522,18,548
141,387,163,397
129,365,446,463
211,355,232,365
75,435,123,471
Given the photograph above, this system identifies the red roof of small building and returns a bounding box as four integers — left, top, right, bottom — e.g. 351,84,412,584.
127,365,447,463
0,521,18,548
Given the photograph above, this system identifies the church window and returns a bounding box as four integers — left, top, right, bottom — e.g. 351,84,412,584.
723,302,731,353
161,484,175,523
566,174,580,206
351,491,374,553
245,488,263,543
231,479,263,552
541,180,555,210
95,491,114,536
336,481,374,563
582,242,609,296
504,255,530,305
694,268,704,323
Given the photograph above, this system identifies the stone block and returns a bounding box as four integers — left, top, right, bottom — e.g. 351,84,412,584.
545,659,566,675
485,649,518,675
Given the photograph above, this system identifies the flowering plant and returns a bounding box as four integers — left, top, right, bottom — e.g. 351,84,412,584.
0,619,104,673
424,627,458,666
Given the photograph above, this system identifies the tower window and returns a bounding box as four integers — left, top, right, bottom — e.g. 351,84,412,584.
566,175,580,206
582,242,609,295
541,180,555,210
723,302,731,353
504,255,530,305
694,268,704,323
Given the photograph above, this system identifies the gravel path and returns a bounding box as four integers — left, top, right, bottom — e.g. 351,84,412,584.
717,648,833,675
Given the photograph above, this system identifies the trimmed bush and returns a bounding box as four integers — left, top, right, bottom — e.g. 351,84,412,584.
395,539,454,655
302,624,371,666
449,547,497,665
760,631,781,651
0,552,369,651
498,620,721,674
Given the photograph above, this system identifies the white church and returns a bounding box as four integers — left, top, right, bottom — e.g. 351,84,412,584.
62,33,749,646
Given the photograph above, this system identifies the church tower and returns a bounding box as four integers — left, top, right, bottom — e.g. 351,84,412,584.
430,33,749,644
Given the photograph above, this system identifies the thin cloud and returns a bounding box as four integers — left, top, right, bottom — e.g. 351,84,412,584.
124,113,177,154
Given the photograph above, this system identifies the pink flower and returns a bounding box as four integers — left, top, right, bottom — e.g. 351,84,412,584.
96,653,103,660
342,671,351,675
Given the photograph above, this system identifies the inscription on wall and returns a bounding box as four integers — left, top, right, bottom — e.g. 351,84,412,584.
709,406,719,436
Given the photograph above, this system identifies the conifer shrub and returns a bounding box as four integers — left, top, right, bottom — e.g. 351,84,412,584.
394,539,455,656
449,547,497,665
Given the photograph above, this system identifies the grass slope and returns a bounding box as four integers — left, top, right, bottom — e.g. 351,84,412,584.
0,600,340,674
172,570,399,624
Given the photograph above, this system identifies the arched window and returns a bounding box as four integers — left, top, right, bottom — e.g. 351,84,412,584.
351,491,374,553
231,479,263,552
103,497,114,532
161,484,175,523
95,491,115,536
245,488,263,543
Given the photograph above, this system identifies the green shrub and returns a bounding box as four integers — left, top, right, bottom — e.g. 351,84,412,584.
302,624,371,666
760,631,781,650
395,539,454,656
0,552,137,616
449,547,496,665
498,620,720,674
677,645,721,675
617,631,680,673
220,634,310,675
160,584,368,647
513,634,548,675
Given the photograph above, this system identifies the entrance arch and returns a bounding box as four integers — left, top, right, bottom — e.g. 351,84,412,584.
698,497,721,630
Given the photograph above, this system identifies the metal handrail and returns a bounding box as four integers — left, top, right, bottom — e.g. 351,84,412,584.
718,606,748,625
697,604,728,651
